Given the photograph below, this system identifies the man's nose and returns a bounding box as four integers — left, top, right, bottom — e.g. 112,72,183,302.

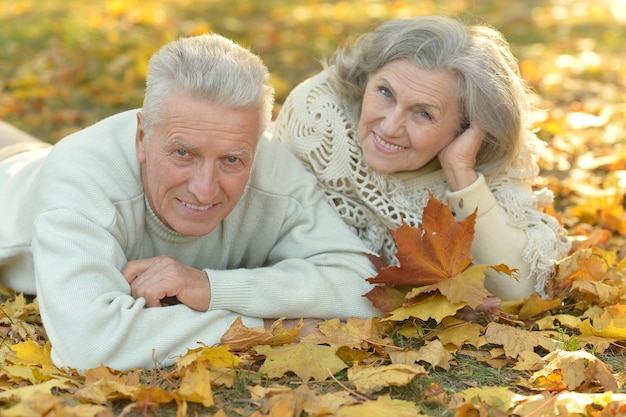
189,163,219,202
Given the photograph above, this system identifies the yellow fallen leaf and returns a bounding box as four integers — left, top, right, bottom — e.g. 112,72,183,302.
255,344,347,382
347,364,426,395
512,350,544,371
428,320,484,349
517,294,563,320
586,304,626,328
0,392,60,417
176,344,241,370
451,386,521,412
513,391,626,416
533,314,583,331
6,340,60,375
580,319,626,340
423,264,493,309
385,292,465,323
177,360,214,407
336,394,426,417
0,379,72,417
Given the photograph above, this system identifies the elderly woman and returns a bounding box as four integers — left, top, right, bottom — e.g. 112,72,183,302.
273,15,570,300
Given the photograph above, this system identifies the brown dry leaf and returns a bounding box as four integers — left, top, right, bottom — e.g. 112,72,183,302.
483,322,562,359
249,383,292,400
367,192,476,288
300,317,375,349
549,248,593,297
529,349,618,392
336,394,426,417
254,343,347,382
571,280,621,306
75,365,173,404
512,350,544,371
389,339,455,370
347,363,426,395
362,285,408,313
220,316,301,351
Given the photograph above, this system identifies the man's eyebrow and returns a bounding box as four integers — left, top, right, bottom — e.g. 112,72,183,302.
226,149,251,156
168,138,200,151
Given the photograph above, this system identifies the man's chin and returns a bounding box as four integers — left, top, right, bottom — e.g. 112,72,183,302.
171,221,219,237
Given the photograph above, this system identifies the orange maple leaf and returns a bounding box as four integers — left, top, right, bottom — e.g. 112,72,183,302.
367,192,476,288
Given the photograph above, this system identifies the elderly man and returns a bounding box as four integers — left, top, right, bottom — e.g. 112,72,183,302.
0,34,379,371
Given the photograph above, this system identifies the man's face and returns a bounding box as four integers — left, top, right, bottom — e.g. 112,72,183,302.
136,94,260,236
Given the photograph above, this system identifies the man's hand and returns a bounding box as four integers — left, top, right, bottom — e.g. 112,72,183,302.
122,255,211,311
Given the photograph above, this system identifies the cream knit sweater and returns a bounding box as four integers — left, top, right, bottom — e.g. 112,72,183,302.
274,70,571,300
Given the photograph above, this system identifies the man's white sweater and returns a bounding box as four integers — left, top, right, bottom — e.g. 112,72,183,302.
0,110,380,371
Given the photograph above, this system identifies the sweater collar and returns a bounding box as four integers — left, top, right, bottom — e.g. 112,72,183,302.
144,196,199,243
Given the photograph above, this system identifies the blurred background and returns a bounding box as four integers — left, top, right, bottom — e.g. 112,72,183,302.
1,0,623,141
1,0,625,246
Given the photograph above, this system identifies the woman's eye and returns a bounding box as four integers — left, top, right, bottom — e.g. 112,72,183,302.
378,87,392,98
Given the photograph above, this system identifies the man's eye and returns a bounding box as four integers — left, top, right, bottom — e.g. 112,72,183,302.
417,110,433,121
226,156,240,164
176,149,188,157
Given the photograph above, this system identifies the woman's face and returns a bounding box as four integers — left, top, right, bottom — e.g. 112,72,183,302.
357,59,462,174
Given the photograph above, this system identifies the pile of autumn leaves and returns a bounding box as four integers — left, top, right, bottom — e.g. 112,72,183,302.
1,194,626,416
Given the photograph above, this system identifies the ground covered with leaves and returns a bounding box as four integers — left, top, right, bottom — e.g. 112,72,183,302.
1,0,626,416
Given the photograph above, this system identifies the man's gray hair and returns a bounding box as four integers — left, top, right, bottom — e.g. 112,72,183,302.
141,34,274,137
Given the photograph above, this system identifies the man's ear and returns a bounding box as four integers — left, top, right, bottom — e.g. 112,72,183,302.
136,112,147,163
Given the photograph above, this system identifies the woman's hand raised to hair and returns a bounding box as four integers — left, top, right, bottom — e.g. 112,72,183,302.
438,125,484,191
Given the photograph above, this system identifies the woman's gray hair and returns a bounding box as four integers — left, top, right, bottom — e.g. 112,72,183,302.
141,34,274,137
327,15,533,172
